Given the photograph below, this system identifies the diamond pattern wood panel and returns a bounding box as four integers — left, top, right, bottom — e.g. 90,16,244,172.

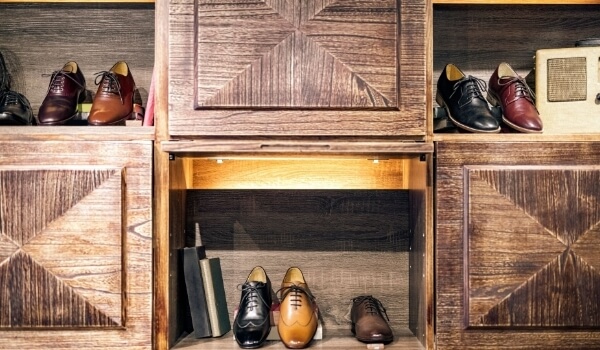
465,166,600,327
196,0,397,108
0,168,124,328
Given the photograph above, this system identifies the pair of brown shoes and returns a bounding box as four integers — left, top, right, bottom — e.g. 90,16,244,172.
351,295,394,344
37,61,135,125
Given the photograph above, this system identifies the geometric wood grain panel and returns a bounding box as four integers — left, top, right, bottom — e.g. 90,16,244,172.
0,167,124,328
197,0,398,108
465,166,600,328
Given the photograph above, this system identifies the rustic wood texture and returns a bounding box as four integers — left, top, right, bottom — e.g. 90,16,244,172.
160,138,434,156
433,4,600,134
167,0,427,137
466,166,600,327
167,157,192,348
0,138,153,348
0,167,123,328
0,3,154,116
197,0,397,108
434,0,600,3
187,158,408,190
185,190,410,251
436,141,600,349
407,156,432,348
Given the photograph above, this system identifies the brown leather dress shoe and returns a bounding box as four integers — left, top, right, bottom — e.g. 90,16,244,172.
88,61,136,126
351,295,393,344
277,267,318,349
487,62,543,133
37,61,86,125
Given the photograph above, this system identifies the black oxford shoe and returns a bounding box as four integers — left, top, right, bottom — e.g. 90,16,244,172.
436,63,500,133
0,90,33,125
234,266,273,349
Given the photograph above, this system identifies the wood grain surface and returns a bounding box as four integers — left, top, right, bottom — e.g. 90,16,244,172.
167,0,427,137
435,141,600,349
0,138,153,349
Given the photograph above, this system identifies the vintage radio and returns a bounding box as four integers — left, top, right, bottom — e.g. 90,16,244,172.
535,46,600,134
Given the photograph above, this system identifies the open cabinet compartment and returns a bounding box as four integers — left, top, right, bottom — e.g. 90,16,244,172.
164,153,432,350
432,3,600,135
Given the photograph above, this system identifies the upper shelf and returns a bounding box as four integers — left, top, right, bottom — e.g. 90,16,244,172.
0,0,153,2
433,0,600,3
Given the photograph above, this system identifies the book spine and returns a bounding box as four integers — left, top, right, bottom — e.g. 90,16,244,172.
200,257,231,337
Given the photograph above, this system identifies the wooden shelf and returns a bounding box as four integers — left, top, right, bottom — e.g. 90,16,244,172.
173,328,424,350
0,0,154,3
433,133,600,143
433,0,600,4
161,139,434,157
0,126,154,142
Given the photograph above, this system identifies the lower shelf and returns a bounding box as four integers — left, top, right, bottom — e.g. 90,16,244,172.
172,328,424,349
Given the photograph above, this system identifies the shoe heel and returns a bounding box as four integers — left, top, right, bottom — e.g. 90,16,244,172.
435,90,445,107
486,90,499,107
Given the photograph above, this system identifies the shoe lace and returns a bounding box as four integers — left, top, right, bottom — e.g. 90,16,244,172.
1,90,30,108
450,75,487,108
238,283,269,312
94,71,123,104
277,284,315,310
42,68,85,94
499,77,536,105
352,295,390,321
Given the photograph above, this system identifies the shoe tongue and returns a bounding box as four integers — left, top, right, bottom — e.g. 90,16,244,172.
499,75,517,84
247,281,264,287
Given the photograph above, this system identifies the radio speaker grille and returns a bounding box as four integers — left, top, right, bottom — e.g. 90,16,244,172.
547,57,587,102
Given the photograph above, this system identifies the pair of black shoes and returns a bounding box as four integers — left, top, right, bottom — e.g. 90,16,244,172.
436,63,500,133
0,51,34,125
233,266,273,349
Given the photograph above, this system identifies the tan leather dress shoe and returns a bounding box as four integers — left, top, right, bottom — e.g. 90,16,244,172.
277,267,318,349
88,61,135,125
351,295,393,344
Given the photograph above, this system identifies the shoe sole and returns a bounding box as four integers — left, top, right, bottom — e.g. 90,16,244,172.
486,90,543,134
436,90,501,134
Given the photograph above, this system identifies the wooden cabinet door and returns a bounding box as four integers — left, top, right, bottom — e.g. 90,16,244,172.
167,0,426,137
0,139,153,349
435,141,600,349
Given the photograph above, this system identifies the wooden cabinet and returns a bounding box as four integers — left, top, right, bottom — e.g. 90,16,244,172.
433,1,600,348
0,128,154,349
0,2,155,349
435,140,600,349
166,0,427,137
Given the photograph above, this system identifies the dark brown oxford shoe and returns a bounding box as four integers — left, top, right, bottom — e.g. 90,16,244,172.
351,295,393,344
37,61,87,125
487,62,543,133
88,61,136,126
